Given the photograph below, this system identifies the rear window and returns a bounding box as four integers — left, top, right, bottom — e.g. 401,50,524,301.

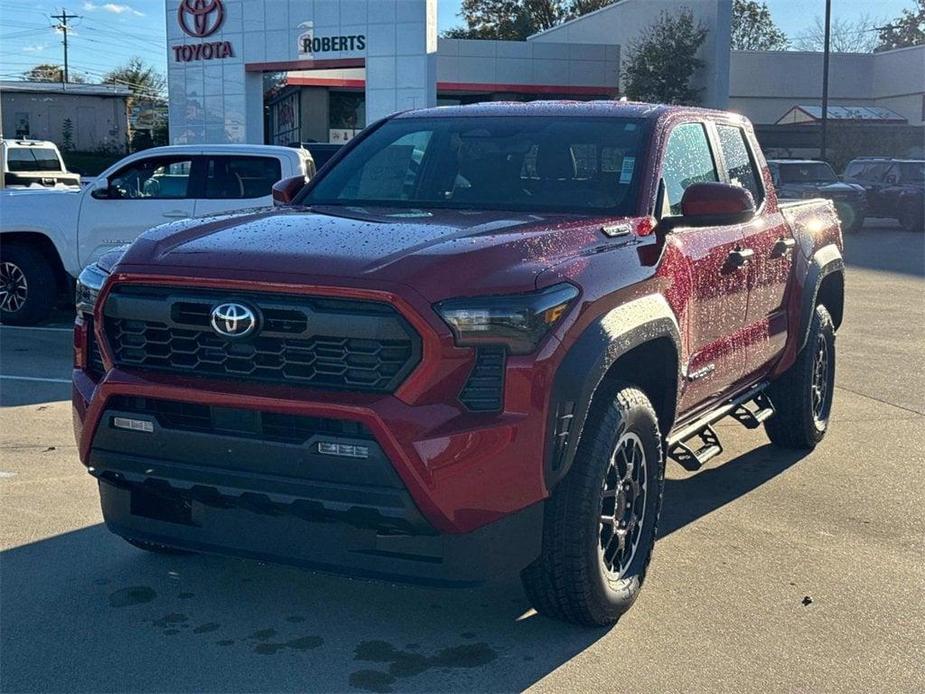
304,116,651,215
6,146,63,172
205,156,282,199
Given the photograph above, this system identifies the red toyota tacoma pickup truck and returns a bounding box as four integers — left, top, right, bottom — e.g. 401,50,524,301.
72,102,844,626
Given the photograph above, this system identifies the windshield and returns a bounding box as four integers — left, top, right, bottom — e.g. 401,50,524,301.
778,162,837,184
6,146,63,172
303,116,651,214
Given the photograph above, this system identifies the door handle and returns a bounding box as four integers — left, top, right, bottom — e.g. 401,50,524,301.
774,237,796,256
728,247,754,268
162,210,188,218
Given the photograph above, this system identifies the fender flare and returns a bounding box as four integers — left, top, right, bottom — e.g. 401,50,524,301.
799,244,845,352
544,294,681,489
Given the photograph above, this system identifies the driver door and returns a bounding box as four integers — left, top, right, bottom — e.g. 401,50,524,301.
77,154,199,267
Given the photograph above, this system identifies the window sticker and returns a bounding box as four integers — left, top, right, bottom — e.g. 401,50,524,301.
620,156,636,184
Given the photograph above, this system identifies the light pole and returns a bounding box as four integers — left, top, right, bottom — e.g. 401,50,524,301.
820,0,832,161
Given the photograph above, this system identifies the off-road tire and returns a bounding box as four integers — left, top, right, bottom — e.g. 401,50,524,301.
521,385,664,626
0,242,57,325
124,537,193,555
765,305,836,449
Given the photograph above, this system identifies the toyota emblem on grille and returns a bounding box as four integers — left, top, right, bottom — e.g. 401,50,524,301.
210,302,257,339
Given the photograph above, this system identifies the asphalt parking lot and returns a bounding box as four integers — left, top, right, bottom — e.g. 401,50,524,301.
1,222,923,693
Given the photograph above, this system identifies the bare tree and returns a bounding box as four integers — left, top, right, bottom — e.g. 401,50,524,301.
793,14,881,53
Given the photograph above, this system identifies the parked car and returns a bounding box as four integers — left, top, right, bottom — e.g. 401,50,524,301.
0,144,314,324
72,102,844,626
1,139,81,190
768,159,867,231
842,157,924,231
292,142,343,170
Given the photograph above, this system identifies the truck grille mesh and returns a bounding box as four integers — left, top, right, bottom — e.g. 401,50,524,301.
102,287,421,393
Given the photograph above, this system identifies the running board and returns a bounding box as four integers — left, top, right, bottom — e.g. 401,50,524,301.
667,383,772,471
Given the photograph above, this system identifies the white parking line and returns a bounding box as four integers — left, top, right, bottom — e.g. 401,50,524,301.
0,375,71,384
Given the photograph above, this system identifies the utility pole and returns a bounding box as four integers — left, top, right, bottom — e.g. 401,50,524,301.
51,8,80,83
820,0,832,161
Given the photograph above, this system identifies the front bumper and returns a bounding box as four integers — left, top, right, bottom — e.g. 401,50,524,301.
73,276,561,579
96,476,542,585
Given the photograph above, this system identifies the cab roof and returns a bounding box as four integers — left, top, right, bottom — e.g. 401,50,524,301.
394,100,738,121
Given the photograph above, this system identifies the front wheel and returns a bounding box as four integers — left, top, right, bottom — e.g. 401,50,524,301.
521,385,664,626
0,242,57,325
765,304,836,449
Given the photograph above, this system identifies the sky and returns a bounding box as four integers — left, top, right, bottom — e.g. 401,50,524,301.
0,0,916,89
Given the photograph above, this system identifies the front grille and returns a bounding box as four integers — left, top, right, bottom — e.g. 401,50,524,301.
459,347,506,412
102,286,421,393
108,396,372,445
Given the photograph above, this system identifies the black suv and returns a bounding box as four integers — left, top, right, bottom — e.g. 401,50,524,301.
842,158,924,232
768,159,867,231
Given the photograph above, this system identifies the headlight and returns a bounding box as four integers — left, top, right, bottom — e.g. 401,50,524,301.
75,263,109,314
435,283,579,355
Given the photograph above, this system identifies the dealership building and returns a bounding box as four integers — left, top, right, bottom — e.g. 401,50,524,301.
165,0,925,149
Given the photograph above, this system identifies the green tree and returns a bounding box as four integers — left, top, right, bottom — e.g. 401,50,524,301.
22,64,86,83
101,57,166,103
876,0,925,51
443,0,616,40
621,9,708,105
731,0,788,50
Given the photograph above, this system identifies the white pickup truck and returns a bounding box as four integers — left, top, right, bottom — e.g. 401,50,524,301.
0,144,314,324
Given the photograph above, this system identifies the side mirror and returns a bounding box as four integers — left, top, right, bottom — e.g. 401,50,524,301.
90,179,112,199
272,175,309,206
669,182,756,229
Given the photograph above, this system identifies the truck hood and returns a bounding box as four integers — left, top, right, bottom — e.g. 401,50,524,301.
119,205,609,300
778,181,864,197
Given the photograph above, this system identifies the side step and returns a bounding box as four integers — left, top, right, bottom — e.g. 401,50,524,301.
667,424,722,472
730,392,775,429
667,384,775,471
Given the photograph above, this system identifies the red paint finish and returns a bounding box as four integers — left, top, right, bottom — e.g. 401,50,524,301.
73,102,843,538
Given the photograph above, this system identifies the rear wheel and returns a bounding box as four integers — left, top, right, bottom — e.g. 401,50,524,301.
765,305,836,449
521,385,664,626
0,242,57,325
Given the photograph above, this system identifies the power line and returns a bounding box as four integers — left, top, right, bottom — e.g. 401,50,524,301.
50,7,80,83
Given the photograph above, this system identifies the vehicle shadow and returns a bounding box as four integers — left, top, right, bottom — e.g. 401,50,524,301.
0,444,808,693
660,443,809,539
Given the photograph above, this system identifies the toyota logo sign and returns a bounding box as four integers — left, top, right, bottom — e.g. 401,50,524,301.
210,302,258,339
177,0,225,38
